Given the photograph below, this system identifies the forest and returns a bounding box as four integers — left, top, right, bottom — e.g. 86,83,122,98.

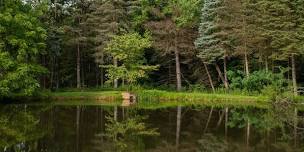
1,0,304,99
2,1,304,151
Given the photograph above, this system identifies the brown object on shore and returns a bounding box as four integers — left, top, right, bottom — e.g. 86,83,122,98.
121,92,136,106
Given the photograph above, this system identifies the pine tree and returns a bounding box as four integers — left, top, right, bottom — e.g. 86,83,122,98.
87,0,139,87
64,0,92,88
145,0,201,91
195,0,232,89
43,0,67,89
256,0,304,95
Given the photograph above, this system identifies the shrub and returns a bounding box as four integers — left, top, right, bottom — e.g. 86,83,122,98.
228,70,288,93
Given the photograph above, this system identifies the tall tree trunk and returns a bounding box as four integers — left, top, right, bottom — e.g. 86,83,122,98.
50,56,55,88
244,51,249,77
56,58,59,89
100,53,104,87
81,52,85,87
265,57,269,72
223,53,229,89
77,42,81,89
175,48,182,91
100,68,104,87
176,106,182,150
43,55,46,89
291,54,298,96
113,58,118,88
95,64,99,87
242,16,249,78
215,63,228,89
204,63,215,92
54,0,57,19
168,61,171,85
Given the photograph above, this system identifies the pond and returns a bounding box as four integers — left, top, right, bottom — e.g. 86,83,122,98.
0,102,303,152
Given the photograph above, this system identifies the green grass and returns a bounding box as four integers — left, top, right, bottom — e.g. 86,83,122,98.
49,89,304,108
51,91,122,101
135,90,268,102
42,89,304,111
52,91,121,97
50,89,268,102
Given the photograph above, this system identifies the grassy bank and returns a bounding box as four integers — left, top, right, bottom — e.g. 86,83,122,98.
135,90,268,102
50,88,304,102
134,90,269,108
51,91,122,101
45,89,304,109
50,89,268,104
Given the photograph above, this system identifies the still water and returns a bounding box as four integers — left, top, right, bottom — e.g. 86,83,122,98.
0,103,303,152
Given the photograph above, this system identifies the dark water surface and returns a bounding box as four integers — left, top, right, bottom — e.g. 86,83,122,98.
0,103,304,152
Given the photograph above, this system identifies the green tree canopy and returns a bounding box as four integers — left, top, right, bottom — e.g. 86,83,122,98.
104,33,157,84
0,0,47,97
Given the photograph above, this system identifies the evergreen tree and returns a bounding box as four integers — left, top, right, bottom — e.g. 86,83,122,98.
145,0,201,91
64,0,92,88
87,0,138,88
43,0,68,89
195,0,232,89
256,0,304,95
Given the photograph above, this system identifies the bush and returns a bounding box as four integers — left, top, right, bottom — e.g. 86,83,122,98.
228,70,288,93
242,71,273,92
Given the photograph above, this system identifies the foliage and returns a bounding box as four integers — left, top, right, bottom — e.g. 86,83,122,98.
256,0,304,59
195,0,231,63
103,33,158,85
104,114,159,152
1,0,304,99
0,62,47,97
105,33,151,64
227,70,244,90
104,65,158,85
164,0,202,27
0,0,47,97
228,70,288,93
87,0,134,64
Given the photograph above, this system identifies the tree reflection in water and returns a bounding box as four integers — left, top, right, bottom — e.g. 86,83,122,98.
0,103,303,152
0,105,51,151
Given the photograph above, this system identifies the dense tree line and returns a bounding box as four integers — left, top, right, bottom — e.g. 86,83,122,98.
0,0,304,97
